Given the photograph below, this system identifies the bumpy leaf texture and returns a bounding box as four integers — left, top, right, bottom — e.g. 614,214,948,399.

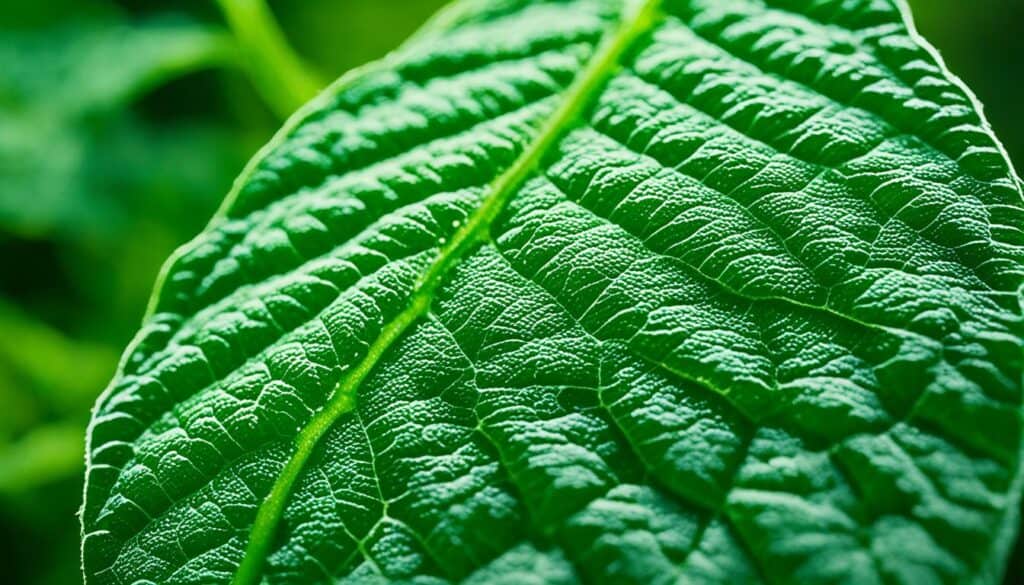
82,0,1024,583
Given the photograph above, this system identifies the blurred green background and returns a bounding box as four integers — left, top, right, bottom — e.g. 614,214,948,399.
0,1,1020,583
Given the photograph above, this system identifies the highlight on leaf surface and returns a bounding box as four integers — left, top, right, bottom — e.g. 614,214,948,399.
81,0,1024,583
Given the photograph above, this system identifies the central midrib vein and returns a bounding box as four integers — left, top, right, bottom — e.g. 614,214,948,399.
231,1,663,582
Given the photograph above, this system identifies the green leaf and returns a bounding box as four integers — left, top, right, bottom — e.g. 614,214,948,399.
0,298,117,418
0,300,115,493
0,16,239,238
0,17,236,115
82,0,1024,583
0,422,85,495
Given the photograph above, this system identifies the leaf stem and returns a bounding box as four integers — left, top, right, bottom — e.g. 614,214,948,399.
215,0,325,118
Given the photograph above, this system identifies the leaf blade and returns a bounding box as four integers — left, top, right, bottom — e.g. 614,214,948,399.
82,1,1024,584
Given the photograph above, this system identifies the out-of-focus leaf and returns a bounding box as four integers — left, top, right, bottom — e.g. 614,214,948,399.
1,113,250,240
61,121,257,338
0,302,106,497
0,16,239,238
0,17,237,115
0,423,84,495
0,299,117,418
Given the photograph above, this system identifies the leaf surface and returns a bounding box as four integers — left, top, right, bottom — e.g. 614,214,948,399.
82,1,1024,583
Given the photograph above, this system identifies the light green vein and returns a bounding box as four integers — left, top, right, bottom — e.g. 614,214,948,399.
231,0,664,582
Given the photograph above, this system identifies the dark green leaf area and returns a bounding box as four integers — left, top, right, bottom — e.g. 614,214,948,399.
82,1,1024,584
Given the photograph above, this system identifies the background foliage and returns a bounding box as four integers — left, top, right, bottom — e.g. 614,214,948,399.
0,1,1019,583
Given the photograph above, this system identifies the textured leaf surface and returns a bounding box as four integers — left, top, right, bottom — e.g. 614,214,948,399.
82,0,1024,583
